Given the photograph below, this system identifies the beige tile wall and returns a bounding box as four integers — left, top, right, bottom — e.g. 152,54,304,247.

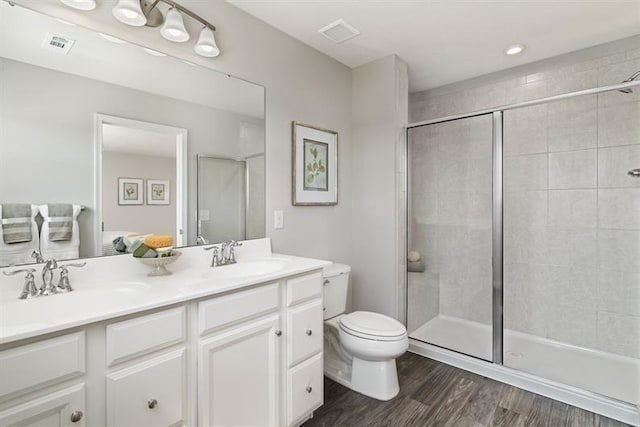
408,45,640,358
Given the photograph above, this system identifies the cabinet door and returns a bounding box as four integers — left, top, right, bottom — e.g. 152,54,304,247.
199,314,280,427
106,349,186,427
0,383,85,427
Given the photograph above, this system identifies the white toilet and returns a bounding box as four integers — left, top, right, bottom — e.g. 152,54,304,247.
322,263,408,401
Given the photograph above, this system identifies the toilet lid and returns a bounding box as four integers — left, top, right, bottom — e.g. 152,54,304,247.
339,311,406,338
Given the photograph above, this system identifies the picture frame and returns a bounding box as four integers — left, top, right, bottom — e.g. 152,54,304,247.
118,178,143,205
292,121,338,206
147,179,170,205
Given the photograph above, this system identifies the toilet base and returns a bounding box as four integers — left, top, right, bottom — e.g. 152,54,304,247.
350,357,400,401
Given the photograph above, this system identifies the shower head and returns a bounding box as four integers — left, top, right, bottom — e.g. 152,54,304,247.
618,70,640,94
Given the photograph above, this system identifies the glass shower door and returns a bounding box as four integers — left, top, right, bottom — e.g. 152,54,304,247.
197,156,247,243
407,114,495,361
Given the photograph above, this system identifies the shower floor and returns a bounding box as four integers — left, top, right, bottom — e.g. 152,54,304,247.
410,314,639,405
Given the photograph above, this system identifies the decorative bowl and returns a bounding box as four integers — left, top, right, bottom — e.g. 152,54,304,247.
137,251,182,276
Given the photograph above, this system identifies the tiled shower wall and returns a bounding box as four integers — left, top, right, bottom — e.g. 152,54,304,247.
408,43,640,357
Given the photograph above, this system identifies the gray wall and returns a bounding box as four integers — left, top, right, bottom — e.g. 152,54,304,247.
102,151,176,236
351,56,408,318
0,57,261,257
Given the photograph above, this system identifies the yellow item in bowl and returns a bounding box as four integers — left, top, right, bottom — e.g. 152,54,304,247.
144,235,174,249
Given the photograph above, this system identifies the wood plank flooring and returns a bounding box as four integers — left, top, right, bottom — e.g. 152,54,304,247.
303,352,634,427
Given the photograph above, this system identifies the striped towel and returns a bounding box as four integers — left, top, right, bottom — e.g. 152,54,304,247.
1,204,32,244
47,204,74,242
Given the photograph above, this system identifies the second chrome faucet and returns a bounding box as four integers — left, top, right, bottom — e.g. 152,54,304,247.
204,240,243,267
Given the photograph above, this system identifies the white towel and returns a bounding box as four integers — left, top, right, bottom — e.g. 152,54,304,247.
39,204,81,261
0,204,39,267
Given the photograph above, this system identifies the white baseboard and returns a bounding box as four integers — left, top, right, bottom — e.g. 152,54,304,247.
409,339,640,426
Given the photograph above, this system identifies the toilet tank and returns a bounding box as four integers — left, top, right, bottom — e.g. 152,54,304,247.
322,263,351,320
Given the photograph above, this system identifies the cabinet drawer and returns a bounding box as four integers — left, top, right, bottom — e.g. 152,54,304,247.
199,283,279,336
287,353,323,426
106,348,185,427
287,299,323,368
286,272,322,307
106,306,185,366
0,332,85,401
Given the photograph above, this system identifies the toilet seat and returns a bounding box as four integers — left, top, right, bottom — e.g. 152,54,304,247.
339,311,407,342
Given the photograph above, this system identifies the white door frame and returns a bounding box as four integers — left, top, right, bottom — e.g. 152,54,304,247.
93,113,188,256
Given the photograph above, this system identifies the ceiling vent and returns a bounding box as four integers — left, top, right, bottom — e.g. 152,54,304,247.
318,19,360,43
41,32,76,54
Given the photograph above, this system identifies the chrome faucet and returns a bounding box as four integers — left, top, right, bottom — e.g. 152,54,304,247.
40,258,59,296
203,240,243,267
196,234,209,245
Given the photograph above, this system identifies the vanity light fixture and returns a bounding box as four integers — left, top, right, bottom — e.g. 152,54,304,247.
505,44,525,55
60,0,221,57
59,0,96,11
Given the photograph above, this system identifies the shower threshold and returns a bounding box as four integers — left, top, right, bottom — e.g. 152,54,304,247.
410,315,639,405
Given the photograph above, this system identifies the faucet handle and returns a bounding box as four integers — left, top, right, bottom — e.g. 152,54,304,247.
3,268,36,277
57,262,84,293
31,250,45,263
59,262,86,270
4,268,38,299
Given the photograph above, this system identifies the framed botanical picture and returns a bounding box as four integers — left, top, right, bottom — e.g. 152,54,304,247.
147,179,170,205
292,121,338,205
118,178,143,205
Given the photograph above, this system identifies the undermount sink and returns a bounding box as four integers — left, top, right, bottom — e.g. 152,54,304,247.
201,258,291,281
0,282,152,333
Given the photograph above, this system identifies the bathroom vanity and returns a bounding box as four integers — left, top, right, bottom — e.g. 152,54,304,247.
0,239,329,427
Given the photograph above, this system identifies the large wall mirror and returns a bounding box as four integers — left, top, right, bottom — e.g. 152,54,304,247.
0,2,265,267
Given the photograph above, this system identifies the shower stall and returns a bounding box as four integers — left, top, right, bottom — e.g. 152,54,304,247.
406,75,640,424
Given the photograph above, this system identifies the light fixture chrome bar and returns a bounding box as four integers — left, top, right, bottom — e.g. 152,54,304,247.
492,111,504,366
407,79,640,129
144,0,216,31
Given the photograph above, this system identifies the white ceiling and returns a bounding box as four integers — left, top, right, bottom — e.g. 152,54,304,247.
0,1,264,118
228,0,640,92
102,124,177,158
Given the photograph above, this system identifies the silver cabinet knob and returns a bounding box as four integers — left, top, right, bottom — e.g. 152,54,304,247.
305,329,313,336
148,398,158,409
306,386,313,393
323,279,330,286
70,410,83,423
275,330,282,337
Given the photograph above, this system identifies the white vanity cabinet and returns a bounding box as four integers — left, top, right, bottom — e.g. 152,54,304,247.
0,265,325,427
0,332,86,426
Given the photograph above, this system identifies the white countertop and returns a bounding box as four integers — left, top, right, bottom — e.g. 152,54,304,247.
0,238,331,345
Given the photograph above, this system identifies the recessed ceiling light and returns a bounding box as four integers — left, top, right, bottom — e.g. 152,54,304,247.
98,32,128,44
505,44,525,56
143,48,167,57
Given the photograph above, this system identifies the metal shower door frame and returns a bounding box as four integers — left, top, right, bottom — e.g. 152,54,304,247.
404,78,640,366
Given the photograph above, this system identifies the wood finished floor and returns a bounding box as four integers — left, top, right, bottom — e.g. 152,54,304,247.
303,352,634,427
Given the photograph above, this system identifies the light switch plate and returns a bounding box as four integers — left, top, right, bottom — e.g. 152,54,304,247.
274,210,284,229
